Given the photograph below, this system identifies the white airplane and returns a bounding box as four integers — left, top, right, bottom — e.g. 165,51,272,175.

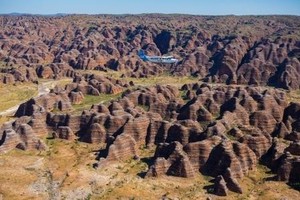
138,50,178,64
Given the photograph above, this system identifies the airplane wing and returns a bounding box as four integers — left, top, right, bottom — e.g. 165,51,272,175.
162,56,174,59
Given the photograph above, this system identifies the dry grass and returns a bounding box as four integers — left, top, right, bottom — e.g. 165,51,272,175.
78,69,198,88
0,82,38,112
0,116,15,126
127,74,198,87
1,138,299,200
233,165,300,200
0,78,72,125
71,93,123,114
37,78,73,89
0,138,101,200
0,78,72,114
286,89,300,103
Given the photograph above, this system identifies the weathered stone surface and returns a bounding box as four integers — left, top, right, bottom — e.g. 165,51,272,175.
0,129,21,153
223,168,243,194
202,140,257,178
146,120,171,147
105,134,137,161
277,152,294,181
15,92,72,117
29,113,48,137
82,123,106,143
16,124,46,150
54,126,75,140
238,126,272,158
250,111,277,134
104,114,132,136
184,136,222,171
147,142,195,178
0,122,46,153
66,114,81,134
69,91,84,104
285,142,300,156
123,116,150,143
214,175,228,196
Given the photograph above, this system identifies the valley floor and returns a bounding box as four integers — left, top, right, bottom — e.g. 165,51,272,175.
0,139,299,200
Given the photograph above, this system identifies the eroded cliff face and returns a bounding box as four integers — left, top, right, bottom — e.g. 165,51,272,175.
0,15,300,89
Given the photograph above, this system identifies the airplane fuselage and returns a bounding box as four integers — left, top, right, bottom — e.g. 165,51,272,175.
138,50,178,64
144,55,178,64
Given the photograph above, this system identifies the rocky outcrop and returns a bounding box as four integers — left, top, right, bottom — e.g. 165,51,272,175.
201,140,257,178
105,134,137,161
223,168,243,194
0,128,21,153
0,66,39,84
214,175,228,196
66,73,131,96
15,92,72,117
82,123,106,143
146,142,195,178
213,168,243,196
30,113,48,137
123,116,150,143
0,122,46,153
69,91,84,104
54,126,75,140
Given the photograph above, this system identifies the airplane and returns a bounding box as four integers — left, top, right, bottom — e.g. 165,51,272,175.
138,50,178,64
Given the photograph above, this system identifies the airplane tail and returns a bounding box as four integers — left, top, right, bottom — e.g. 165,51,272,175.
138,49,147,61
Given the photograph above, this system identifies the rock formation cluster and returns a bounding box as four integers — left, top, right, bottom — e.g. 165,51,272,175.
1,81,300,195
0,14,300,196
0,15,299,89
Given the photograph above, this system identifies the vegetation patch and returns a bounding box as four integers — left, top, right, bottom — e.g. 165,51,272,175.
78,69,198,88
72,93,122,114
287,89,300,103
0,83,38,113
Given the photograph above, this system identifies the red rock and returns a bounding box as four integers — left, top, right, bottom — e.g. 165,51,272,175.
82,123,106,143
250,111,277,134
184,136,222,171
147,142,195,178
146,120,171,147
105,134,137,161
123,116,150,143
0,129,20,153
29,113,47,137
69,91,84,104
238,126,272,158
214,175,228,196
54,126,75,140
105,114,132,136
15,124,46,150
223,168,243,194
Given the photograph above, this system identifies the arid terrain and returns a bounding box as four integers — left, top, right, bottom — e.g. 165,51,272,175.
0,14,300,200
